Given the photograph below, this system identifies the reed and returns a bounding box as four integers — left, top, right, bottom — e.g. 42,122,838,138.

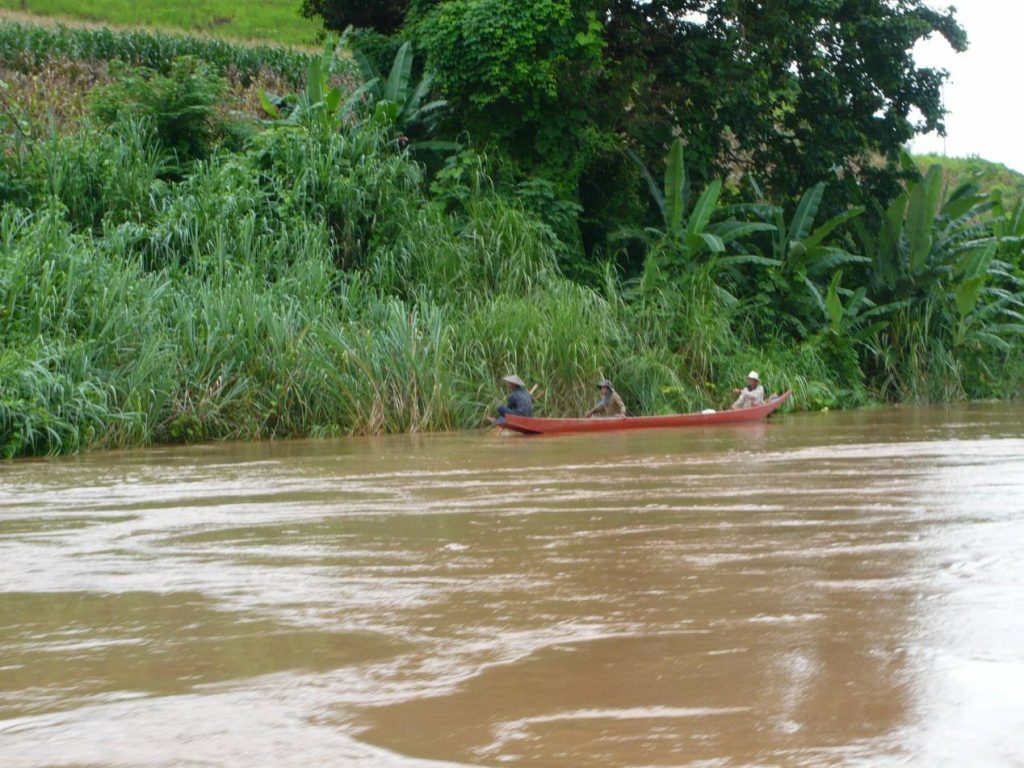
23,117,168,231
369,195,559,304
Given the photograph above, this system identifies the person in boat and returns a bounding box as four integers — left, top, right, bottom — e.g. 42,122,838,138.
731,370,765,410
497,374,533,418
586,379,627,418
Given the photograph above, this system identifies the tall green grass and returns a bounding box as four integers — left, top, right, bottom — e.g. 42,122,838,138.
0,114,963,458
370,195,560,304
0,205,170,455
2,122,822,457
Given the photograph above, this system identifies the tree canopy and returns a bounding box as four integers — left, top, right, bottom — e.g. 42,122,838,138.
305,0,966,239
599,0,969,204
301,0,410,35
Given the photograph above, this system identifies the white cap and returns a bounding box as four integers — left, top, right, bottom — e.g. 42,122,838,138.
747,371,760,381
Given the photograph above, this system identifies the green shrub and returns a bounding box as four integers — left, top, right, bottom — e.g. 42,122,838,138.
250,125,423,267
23,118,168,232
370,193,560,303
91,57,225,168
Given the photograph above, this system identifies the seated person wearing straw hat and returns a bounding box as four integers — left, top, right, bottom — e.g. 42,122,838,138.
497,374,533,418
586,379,627,418
731,371,765,409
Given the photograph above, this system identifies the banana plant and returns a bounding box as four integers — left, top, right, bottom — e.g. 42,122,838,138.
993,197,1024,237
348,40,457,155
951,220,1024,347
853,164,1024,386
741,179,868,337
855,165,995,298
619,138,776,276
350,41,444,133
613,139,781,368
820,268,879,340
990,196,1024,267
259,38,455,153
259,40,371,132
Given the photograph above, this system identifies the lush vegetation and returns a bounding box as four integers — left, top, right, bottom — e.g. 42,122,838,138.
315,0,968,216
1,16,1022,458
1,1,321,46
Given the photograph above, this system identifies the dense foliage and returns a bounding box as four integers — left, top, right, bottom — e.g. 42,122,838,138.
0,20,1022,458
309,1,966,216
302,0,409,35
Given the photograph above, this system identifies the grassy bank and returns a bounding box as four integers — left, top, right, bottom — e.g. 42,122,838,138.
1,22,1021,458
0,1,321,46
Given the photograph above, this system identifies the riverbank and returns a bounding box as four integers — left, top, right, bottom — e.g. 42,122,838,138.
1,20,1021,458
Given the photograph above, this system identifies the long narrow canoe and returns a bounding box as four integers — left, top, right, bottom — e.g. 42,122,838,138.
497,390,793,435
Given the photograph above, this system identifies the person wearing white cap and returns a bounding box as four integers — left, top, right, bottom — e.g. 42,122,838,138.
731,371,765,410
497,374,533,418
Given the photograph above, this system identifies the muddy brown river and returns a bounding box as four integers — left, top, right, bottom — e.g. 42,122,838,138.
2,403,1023,767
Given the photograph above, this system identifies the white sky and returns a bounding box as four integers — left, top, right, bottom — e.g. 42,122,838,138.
910,0,1024,171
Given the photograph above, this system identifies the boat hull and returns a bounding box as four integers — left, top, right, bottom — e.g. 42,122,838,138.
497,391,793,435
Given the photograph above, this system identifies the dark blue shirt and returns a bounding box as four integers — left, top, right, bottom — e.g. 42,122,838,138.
505,387,533,417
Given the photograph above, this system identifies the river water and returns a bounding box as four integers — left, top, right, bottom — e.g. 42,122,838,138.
1,403,1023,767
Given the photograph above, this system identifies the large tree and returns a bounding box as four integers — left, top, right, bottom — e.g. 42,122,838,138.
413,1,607,170
598,1,967,204
301,0,410,35
306,0,966,213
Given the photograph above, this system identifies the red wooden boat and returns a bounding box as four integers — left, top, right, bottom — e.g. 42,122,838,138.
496,390,793,435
